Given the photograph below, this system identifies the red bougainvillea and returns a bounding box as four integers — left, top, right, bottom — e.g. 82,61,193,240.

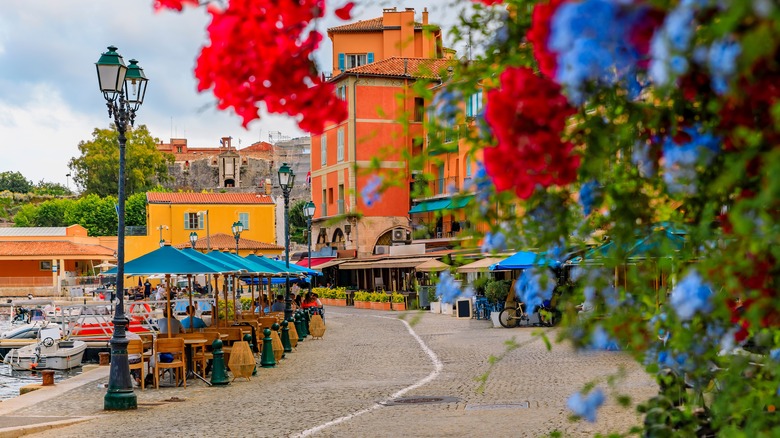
472,0,505,5
153,0,197,12
156,0,348,134
526,0,565,79
483,67,579,199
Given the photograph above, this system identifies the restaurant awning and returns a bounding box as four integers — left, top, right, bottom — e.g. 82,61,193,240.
414,259,450,272
449,195,474,210
490,251,560,270
340,257,435,270
295,257,335,268
457,257,506,273
409,198,451,214
314,259,351,270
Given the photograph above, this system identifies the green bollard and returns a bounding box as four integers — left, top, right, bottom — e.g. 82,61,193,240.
295,313,305,342
243,333,257,376
260,328,276,368
281,320,292,353
210,339,230,386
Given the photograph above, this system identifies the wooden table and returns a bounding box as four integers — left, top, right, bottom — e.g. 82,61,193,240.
183,338,210,386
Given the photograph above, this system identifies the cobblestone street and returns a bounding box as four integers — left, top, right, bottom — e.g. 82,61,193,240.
13,307,656,437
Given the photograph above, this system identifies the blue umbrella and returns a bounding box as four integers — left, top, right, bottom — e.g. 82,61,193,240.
490,251,560,271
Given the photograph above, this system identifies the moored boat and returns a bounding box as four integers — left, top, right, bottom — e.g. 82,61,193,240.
3,327,87,371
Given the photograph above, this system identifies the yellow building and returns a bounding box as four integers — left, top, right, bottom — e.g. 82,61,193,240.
126,192,282,261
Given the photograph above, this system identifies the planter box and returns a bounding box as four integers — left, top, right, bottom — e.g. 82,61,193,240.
441,302,453,316
392,302,406,311
321,298,332,306
370,302,391,311
331,298,347,306
354,300,370,309
491,311,502,328
430,302,441,314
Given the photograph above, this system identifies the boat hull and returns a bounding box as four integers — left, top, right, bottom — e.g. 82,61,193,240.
3,340,88,371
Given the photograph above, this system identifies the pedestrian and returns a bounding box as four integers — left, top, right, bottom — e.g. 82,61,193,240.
144,279,152,299
270,295,285,312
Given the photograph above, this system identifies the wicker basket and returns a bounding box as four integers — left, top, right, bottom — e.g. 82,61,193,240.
287,322,299,348
270,330,284,363
309,314,326,339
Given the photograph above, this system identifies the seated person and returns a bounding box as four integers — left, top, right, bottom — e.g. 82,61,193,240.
158,306,184,335
181,305,208,329
270,294,286,312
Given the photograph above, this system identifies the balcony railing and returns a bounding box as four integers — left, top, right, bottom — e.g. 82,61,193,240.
337,199,345,215
0,277,52,287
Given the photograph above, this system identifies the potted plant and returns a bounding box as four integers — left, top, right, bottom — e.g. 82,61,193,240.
332,288,347,306
369,292,391,311
353,291,370,309
485,279,511,327
390,292,406,311
428,288,441,314
441,300,453,316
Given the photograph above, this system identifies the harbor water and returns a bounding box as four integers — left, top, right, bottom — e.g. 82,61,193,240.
0,316,81,401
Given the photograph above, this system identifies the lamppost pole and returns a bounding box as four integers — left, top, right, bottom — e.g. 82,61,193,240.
278,163,295,322
303,201,315,295
95,46,148,411
232,221,243,255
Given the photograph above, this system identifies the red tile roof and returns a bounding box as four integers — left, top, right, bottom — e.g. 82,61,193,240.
338,57,453,80
0,241,115,257
329,17,436,33
147,193,274,204
174,233,282,252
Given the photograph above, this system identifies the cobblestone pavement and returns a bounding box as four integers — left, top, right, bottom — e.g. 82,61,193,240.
21,307,656,437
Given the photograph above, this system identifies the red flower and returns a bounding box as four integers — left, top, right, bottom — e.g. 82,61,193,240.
153,0,198,12
335,2,355,20
191,0,346,134
527,0,566,79
473,0,505,5
484,67,579,199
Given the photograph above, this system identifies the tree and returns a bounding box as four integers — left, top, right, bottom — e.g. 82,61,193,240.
125,192,147,227
32,180,72,196
288,199,307,244
68,125,174,197
64,194,118,237
0,171,32,193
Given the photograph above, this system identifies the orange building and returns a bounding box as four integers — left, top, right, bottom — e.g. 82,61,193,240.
312,7,451,257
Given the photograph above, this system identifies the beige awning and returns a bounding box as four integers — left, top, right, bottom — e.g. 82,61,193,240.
414,259,449,272
340,257,434,270
315,259,352,270
456,257,506,273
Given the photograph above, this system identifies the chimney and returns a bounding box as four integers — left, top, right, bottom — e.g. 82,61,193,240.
264,178,272,195
423,7,428,25
221,136,231,148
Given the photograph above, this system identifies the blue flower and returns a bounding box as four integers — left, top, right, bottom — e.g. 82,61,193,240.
436,271,462,304
550,0,644,104
431,89,462,127
707,39,741,95
670,270,714,320
515,269,556,313
567,389,605,422
579,180,601,215
631,141,656,177
464,160,494,215
481,231,507,254
770,349,780,362
662,126,721,195
360,175,382,207
591,326,621,350
649,4,695,86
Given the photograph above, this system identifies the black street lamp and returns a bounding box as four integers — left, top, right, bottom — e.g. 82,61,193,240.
303,201,315,294
189,231,198,249
277,163,295,322
231,221,244,255
95,46,148,411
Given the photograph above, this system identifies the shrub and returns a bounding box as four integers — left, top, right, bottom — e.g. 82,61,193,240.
391,293,405,303
485,279,512,305
353,291,370,302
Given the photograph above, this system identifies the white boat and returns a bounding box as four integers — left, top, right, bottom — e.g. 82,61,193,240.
3,327,87,371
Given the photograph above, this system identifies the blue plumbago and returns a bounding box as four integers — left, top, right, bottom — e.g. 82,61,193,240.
464,160,494,215
481,231,507,254
670,270,714,320
515,268,556,313
591,325,621,350
649,3,696,86
662,126,721,195
770,349,780,361
436,271,462,304
567,389,605,423
549,0,644,104
632,141,657,177
360,175,382,208
579,180,601,216
753,0,774,17
431,89,462,127
707,39,741,95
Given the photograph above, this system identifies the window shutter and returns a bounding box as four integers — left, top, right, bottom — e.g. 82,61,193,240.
367,52,374,63
466,94,473,117
184,213,189,230
338,53,345,70
199,213,204,229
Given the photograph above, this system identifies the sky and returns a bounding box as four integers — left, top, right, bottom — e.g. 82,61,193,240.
0,0,466,188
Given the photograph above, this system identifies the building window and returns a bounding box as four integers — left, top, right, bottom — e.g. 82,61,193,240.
321,189,327,217
176,146,183,153
239,212,249,230
337,128,344,162
328,187,334,204
338,184,345,214
414,97,424,122
184,212,203,230
336,85,347,100
346,54,367,69
465,156,472,178
466,90,483,118
320,135,327,166
39,261,52,271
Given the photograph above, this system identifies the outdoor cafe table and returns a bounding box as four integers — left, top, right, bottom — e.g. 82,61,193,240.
183,338,210,386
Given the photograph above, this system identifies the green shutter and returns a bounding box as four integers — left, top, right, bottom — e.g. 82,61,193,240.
184,213,189,230
338,53,345,70
199,213,204,229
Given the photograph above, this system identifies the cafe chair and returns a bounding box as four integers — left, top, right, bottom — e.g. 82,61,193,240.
154,337,186,389
127,339,149,390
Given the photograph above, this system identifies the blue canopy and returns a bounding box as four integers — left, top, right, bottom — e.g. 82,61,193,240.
205,250,250,272
103,245,226,275
181,248,238,273
490,251,560,271
570,229,686,265
246,254,321,276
